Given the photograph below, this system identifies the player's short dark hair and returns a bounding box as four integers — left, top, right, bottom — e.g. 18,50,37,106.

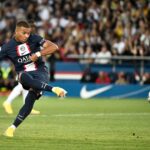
16,20,31,28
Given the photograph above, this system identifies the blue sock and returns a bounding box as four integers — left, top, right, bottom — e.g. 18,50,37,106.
13,91,37,127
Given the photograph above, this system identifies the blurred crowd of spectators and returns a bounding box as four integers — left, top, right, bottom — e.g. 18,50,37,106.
81,69,150,85
0,0,149,62
0,0,150,90
0,60,17,91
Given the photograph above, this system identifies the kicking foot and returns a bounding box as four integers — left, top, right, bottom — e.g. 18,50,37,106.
3,127,15,138
31,109,40,115
52,87,67,97
3,102,13,114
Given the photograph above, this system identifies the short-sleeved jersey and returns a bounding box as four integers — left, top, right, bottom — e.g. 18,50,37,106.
0,34,46,73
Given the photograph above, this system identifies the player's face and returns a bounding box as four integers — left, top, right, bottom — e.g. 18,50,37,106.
15,27,31,43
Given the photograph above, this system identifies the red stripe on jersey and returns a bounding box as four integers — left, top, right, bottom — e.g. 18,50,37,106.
16,46,20,56
26,43,31,52
24,65,27,72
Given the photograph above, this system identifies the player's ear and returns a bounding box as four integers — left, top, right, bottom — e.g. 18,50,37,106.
15,27,19,35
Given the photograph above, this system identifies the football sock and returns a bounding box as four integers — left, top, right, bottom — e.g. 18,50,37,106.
13,91,37,127
20,72,52,92
5,84,22,104
10,125,16,129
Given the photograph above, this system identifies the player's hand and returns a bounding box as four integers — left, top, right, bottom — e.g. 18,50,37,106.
29,54,38,62
52,87,67,97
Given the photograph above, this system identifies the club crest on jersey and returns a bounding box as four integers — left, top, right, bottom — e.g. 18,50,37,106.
20,46,25,51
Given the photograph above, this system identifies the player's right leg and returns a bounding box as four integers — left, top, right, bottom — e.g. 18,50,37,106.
19,72,67,97
3,84,22,114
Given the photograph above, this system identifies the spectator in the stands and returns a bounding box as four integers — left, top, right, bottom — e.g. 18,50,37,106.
115,72,128,85
79,45,96,64
141,73,150,85
95,71,111,84
81,67,97,83
95,44,112,64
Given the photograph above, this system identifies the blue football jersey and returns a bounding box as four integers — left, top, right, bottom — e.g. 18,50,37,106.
0,34,46,73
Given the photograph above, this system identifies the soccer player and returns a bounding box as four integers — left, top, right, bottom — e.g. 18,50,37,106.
0,20,67,137
3,83,40,115
3,20,41,115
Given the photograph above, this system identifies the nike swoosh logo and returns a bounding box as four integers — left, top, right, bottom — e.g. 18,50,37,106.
80,85,112,99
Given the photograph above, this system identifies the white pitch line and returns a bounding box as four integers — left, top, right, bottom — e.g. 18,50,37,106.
53,113,150,117
0,114,47,118
0,113,150,118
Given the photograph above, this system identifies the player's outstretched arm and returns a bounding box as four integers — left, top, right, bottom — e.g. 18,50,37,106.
30,40,58,62
40,40,59,56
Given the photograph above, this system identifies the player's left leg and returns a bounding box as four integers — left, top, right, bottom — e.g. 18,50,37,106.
22,87,40,115
4,90,39,137
3,84,22,114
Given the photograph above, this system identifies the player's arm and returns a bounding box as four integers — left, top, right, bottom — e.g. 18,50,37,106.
41,40,59,56
30,40,58,62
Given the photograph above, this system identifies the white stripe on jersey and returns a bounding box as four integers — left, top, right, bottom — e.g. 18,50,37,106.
24,62,37,71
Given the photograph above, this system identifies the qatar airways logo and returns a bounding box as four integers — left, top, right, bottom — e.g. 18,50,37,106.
17,55,31,63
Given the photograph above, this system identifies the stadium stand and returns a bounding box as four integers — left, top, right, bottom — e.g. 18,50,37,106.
0,0,150,96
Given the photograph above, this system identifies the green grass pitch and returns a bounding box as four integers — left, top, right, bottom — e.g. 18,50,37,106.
0,96,150,150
